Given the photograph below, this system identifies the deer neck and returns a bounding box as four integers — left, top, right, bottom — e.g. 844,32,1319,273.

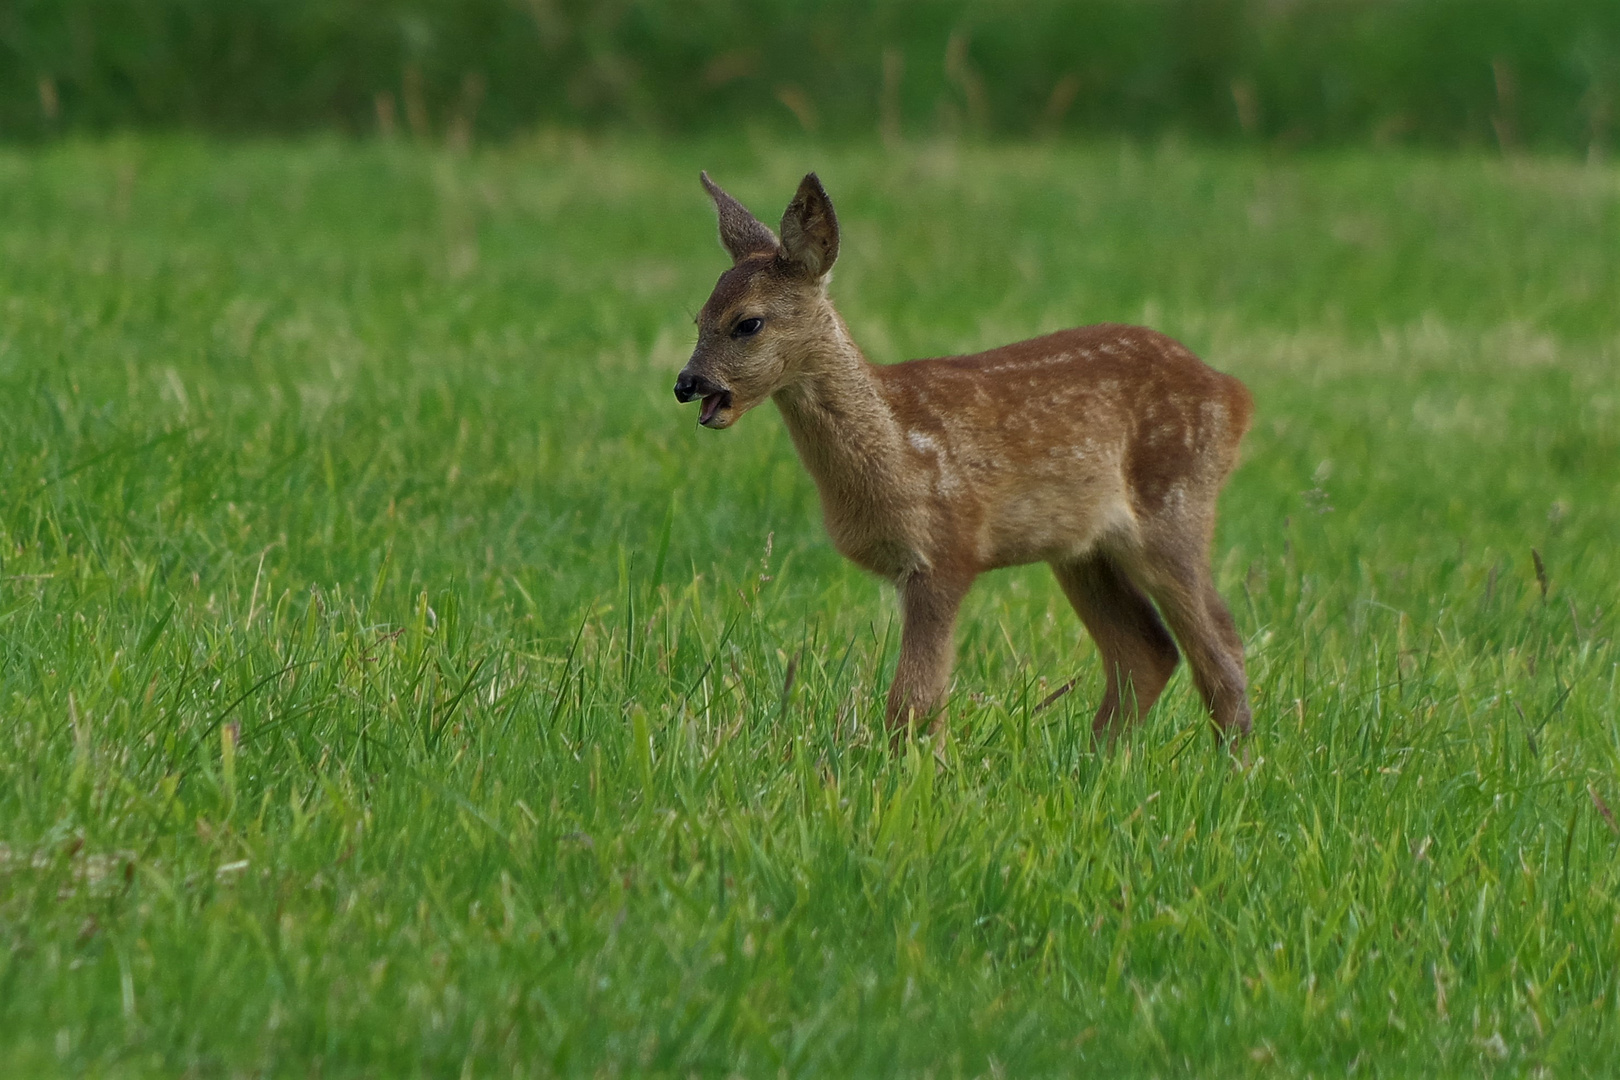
771,306,905,506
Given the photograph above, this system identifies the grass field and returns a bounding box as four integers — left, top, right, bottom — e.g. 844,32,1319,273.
1,134,1617,1077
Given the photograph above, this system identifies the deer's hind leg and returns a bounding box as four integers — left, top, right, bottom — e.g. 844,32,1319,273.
1120,532,1252,744
1051,553,1180,742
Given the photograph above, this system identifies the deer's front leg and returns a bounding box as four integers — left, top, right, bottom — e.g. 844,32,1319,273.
884,571,970,739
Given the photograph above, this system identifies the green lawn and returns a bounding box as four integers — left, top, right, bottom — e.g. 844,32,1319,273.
1,134,1617,1077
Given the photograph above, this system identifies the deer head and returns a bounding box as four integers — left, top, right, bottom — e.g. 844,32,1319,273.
673,171,840,429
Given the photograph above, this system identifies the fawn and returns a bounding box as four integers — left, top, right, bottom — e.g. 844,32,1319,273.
675,172,1254,745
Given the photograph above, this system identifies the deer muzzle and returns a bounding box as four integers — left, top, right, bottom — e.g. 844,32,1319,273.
673,369,734,428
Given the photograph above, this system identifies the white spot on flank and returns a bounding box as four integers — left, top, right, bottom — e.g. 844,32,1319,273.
908,430,939,455
907,429,963,496
983,352,1072,376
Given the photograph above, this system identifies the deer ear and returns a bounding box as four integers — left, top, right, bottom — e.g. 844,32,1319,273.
702,171,779,263
778,172,839,279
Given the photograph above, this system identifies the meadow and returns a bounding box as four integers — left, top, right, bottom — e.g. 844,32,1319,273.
0,133,1617,1076
9,0,1620,154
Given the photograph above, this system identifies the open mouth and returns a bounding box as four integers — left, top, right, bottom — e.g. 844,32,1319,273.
698,390,732,427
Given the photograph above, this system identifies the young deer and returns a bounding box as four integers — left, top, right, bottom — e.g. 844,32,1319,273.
675,172,1254,745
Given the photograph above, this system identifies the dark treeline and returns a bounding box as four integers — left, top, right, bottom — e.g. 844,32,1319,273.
4,0,1618,153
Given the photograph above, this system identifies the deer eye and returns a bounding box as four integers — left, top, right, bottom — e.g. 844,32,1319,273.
732,317,764,339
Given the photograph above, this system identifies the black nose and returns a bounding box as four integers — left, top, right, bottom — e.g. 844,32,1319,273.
674,370,722,403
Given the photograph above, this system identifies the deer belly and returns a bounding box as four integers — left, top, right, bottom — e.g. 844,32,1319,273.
980,485,1135,568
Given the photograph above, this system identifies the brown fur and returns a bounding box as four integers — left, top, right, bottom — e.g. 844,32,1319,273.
675,172,1254,745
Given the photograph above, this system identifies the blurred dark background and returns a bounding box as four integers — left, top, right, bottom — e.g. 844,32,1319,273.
3,0,1618,154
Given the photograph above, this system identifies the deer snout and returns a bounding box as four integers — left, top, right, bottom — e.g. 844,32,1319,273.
673,369,725,403
674,367,736,428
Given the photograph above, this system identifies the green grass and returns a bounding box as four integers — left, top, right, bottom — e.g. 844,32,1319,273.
0,133,1617,1077
9,0,1620,155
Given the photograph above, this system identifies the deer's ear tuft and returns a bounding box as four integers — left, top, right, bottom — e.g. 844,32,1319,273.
702,171,779,263
778,172,839,280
